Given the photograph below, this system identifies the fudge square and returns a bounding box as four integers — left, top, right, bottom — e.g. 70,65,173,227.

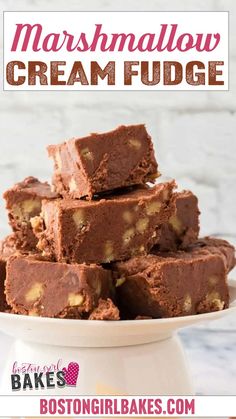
48,124,158,199
5,255,112,318
113,237,235,319
3,177,57,251
33,181,175,264
156,190,200,251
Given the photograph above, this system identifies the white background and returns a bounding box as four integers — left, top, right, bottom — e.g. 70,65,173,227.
0,0,236,397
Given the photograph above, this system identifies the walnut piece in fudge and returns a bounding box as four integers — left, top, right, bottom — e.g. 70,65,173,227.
113,237,235,319
88,298,120,320
48,124,158,199
33,181,175,264
156,191,200,251
6,255,112,318
3,177,57,251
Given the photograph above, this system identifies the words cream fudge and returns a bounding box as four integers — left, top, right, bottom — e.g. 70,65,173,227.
6,255,113,318
157,191,200,251
48,124,158,199
113,237,235,319
33,181,175,264
3,177,57,251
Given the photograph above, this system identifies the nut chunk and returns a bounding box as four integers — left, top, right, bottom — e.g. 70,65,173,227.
34,181,175,264
113,237,234,319
48,124,158,199
5,255,112,318
3,177,57,251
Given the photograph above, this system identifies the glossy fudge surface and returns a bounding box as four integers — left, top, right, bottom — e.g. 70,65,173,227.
48,124,158,199
6,255,112,318
113,237,235,319
34,182,175,264
3,177,57,251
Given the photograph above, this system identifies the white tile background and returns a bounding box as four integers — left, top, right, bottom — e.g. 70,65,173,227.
0,0,235,396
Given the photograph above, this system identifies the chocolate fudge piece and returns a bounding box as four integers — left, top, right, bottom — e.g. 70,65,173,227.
0,259,7,312
0,235,18,312
0,234,18,259
33,181,175,264
88,298,120,320
5,255,112,318
113,237,235,318
48,124,158,199
156,191,200,251
3,177,57,251
189,237,236,272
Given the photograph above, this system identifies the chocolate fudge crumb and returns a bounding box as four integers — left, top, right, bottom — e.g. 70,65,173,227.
48,124,158,199
88,298,120,320
135,315,153,320
58,307,83,319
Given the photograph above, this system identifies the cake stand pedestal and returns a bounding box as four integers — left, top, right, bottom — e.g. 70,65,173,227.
0,334,193,396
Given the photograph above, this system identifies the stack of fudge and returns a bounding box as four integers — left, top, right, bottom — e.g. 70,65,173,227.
0,125,235,320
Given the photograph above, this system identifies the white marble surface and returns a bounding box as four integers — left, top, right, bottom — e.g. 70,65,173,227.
179,322,236,395
180,269,236,395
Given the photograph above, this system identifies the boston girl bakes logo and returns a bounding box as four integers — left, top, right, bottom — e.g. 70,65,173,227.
11,360,80,391
3,11,228,90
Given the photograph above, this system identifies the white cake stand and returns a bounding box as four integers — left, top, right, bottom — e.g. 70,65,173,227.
0,279,235,397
